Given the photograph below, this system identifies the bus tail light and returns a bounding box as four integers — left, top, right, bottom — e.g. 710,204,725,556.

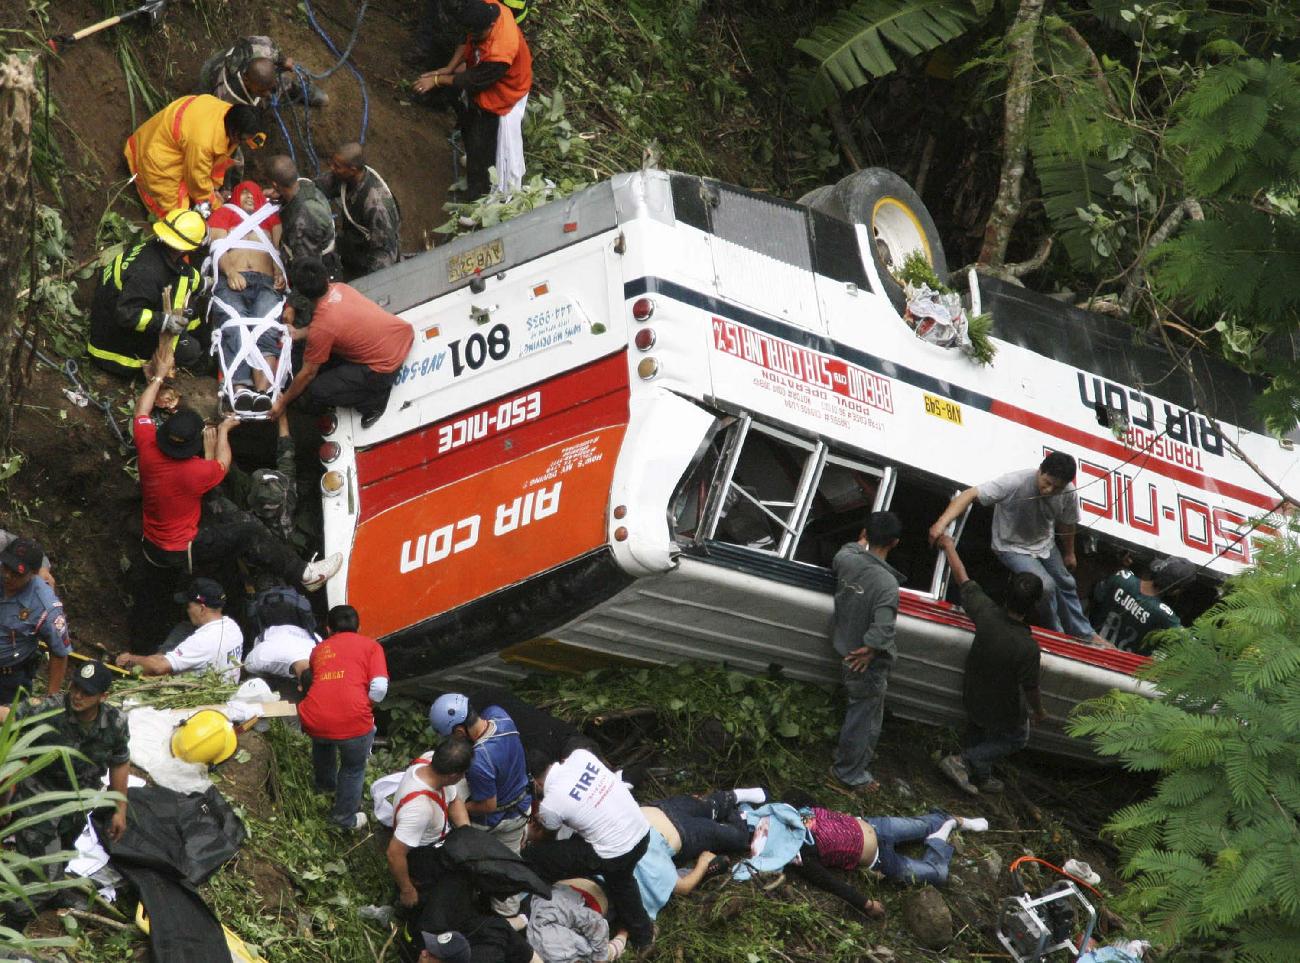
613,505,628,519
321,471,345,497
317,413,338,435
614,526,629,542
636,358,660,380
632,297,655,322
319,441,341,464
634,328,656,351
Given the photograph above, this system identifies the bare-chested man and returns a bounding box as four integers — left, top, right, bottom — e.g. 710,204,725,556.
209,180,287,396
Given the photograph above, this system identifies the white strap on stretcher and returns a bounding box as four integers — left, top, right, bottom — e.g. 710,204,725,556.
204,202,291,420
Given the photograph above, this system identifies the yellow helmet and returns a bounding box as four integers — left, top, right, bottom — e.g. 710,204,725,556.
170,709,237,765
153,208,208,252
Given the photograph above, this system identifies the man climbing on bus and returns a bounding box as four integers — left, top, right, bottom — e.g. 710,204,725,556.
271,257,414,429
1090,555,1194,654
933,534,1046,795
928,452,1100,642
828,511,904,794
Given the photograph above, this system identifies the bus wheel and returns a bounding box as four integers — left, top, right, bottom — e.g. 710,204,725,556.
804,168,947,313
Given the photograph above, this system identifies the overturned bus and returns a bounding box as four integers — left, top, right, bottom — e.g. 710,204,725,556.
319,169,1293,760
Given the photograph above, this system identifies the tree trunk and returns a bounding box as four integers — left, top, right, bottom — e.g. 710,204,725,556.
0,55,36,452
976,0,1047,269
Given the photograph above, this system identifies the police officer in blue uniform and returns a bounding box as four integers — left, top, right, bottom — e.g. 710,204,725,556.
0,537,70,702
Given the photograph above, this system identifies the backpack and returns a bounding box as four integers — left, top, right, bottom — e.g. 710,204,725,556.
250,585,316,636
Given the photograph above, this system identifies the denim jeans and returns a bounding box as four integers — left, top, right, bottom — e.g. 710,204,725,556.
214,272,284,385
961,719,1031,783
653,791,751,861
866,809,954,885
311,727,375,827
832,652,893,786
995,546,1093,638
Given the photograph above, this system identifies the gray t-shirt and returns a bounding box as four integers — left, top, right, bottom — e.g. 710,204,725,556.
978,468,1080,558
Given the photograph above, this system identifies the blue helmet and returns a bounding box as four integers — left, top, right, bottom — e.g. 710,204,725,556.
429,693,470,736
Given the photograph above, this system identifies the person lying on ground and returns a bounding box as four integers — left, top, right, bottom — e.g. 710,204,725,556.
780,789,989,918
524,747,657,954
527,878,629,963
242,583,319,687
87,209,205,378
641,788,764,863
928,452,1103,643
0,536,69,702
314,143,400,277
270,257,415,430
116,577,243,683
429,692,532,917
208,179,287,403
934,533,1047,796
132,333,342,590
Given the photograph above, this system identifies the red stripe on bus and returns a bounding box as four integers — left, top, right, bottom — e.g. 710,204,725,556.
987,399,1276,512
898,592,1149,675
355,353,630,521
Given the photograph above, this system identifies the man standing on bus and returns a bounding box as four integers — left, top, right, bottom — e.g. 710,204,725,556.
928,452,1097,641
828,511,904,794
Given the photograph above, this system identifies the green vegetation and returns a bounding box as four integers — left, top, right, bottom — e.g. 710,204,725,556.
1071,534,1300,959
0,704,119,956
896,250,996,365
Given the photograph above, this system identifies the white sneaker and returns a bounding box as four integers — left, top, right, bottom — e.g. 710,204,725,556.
302,553,343,591
347,812,368,831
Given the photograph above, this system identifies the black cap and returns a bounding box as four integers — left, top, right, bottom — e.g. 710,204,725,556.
71,660,113,695
174,577,227,608
421,932,470,963
156,408,205,459
0,537,44,577
1151,556,1196,591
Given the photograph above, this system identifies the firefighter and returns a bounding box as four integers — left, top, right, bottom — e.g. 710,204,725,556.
124,94,264,218
87,209,206,378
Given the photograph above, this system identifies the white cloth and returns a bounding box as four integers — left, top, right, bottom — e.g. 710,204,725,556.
538,749,648,859
392,764,459,848
978,468,1081,558
126,707,211,793
494,93,528,194
164,616,243,683
244,624,317,678
66,774,147,900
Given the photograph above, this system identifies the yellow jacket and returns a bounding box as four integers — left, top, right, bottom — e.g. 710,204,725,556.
125,95,235,217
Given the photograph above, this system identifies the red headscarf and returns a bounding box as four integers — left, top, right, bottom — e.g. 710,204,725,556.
207,180,280,232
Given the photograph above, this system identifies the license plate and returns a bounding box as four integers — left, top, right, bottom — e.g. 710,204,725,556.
448,238,504,282
923,393,963,425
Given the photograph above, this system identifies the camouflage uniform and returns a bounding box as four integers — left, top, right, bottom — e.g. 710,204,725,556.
197,35,286,107
315,167,401,278
11,694,131,855
281,176,339,324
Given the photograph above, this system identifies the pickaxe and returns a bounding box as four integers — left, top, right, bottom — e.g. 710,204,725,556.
47,0,169,54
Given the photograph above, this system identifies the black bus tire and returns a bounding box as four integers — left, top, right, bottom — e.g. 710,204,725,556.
814,168,947,313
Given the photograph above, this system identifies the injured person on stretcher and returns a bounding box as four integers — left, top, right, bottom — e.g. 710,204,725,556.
207,180,293,417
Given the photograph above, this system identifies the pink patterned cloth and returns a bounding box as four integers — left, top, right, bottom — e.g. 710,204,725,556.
810,807,864,871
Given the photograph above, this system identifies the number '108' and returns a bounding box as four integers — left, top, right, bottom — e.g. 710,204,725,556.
449,323,511,377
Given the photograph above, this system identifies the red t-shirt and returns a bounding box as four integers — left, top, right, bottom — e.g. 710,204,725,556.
297,632,389,741
134,416,226,550
207,180,281,232
304,283,414,374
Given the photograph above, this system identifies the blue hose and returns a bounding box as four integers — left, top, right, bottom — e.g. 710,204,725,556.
300,0,370,145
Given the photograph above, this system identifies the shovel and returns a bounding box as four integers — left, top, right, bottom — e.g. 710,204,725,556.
47,0,169,53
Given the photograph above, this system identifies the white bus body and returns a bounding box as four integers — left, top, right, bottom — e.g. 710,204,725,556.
320,170,1293,760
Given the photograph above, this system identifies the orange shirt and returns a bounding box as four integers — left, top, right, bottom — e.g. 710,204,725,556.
125,95,235,217
466,0,533,115
304,283,414,374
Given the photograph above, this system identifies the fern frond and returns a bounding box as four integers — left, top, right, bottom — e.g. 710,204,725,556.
795,0,975,110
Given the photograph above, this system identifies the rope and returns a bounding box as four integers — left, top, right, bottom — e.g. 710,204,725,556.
301,0,370,145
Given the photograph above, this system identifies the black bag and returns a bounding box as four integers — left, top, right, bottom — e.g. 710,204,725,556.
250,584,316,636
